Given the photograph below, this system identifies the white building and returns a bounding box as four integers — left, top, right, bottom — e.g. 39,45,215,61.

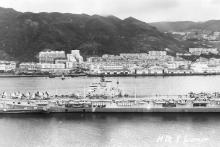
0,64,6,72
189,48,218,55
100,63,124,71
66,62,78,69
39,63,65,69
0,61,16,72
165,63,178,69
148,51,167,56
19,62,38,71
120,53,148,59
6,61,16,71
39,50,66,63
208,58,220,66
66,50,83,63
70,50,83,63
190,63,209,73
67,54,77,62
148,66,164,74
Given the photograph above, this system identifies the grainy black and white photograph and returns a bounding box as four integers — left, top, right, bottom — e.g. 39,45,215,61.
0,0,220,147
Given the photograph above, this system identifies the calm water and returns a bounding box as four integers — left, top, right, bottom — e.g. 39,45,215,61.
0,76,220,147
1,76,220,95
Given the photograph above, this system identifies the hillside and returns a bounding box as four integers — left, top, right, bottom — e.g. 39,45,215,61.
0,7,189,61
150,20,220,32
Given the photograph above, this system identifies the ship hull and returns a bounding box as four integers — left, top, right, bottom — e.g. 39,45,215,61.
48,107,220,113
2,107,220,113
0,109,48,114
89,107,220,113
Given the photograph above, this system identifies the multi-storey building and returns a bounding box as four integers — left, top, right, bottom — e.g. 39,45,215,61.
189,48,218,55
19,62,39,71
0,61,16,72
148,51,167,56
39,50,66,63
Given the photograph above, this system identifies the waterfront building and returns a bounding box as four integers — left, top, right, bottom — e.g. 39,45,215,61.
55,59,68,65
148,66,164,74
165,63,178,69
67,54,77,62
0,64,6,72
173,58,191,69
190,63,209,73
87,57,103,63
206,66,220,73
196,57,210,64
0,61,16,72
171,32,187,36
88,64,101,74
148,51,167,56
66,50,84,63
176,52,192,57
167,69,193,74
119,53,148,59
190,57,220,73
101,64,124,71
66,61,78,69
19,62,39,72
39,50,66,63
135,68,149,75
70,50,83,63
38,49,84,72
38,63,65,69
208,58,220,66
5,61,16,72
189,48,218,55
38,63,69,74
88,62,130,75
101,68,130,75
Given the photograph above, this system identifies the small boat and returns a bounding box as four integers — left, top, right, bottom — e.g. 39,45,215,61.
61,74,65,80
48,73,55,78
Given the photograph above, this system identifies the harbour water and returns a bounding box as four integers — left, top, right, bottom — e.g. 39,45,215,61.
1,76,220,95
1,76,220,147
0,113,218,147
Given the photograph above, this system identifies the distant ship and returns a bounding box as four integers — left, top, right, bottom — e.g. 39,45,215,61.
1,77,220,113
48,73,56,78
61,74,65,80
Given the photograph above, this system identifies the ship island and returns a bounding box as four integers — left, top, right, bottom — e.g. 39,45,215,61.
0,76,220,113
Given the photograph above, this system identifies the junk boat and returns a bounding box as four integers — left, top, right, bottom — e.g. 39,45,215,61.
2,77,220,113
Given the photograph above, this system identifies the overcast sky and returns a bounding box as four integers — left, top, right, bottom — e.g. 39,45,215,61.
0,0,220,22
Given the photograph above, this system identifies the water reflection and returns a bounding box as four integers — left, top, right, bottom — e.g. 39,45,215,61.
0,113,218,147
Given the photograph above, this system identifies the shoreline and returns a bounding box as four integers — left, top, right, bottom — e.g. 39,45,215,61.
0,72,220,78
2,108,220,113
87,73,220,77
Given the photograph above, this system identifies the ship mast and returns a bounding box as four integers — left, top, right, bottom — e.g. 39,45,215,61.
83,75,86,99
135,85,137,99
134,77,137,103
83,87,86,99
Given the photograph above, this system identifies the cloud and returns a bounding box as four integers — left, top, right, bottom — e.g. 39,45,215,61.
211,0,220,4
0,0,220,22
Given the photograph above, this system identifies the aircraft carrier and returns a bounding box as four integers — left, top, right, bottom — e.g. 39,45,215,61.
1,77,220,113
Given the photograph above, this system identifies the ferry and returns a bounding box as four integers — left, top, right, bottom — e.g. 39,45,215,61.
1,77,220,113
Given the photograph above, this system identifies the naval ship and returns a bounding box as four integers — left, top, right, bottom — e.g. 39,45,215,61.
1,77,220,113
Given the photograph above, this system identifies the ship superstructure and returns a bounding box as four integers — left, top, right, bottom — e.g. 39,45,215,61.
87,77,123,98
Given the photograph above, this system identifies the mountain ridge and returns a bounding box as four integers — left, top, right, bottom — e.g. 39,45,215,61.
0,7,189,61
150,20,220,32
